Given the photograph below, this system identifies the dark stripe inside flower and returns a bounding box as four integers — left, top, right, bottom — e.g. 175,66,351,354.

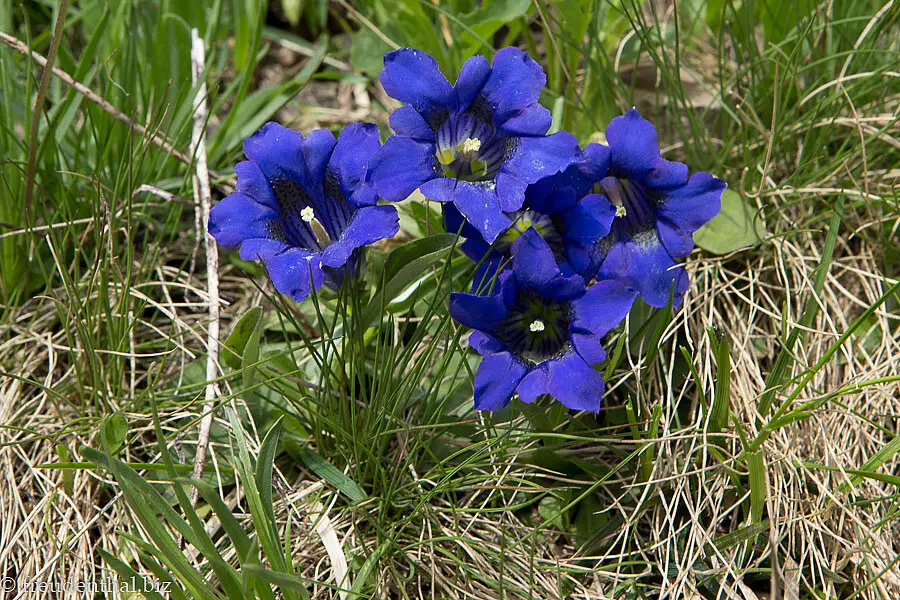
444,143,617,293
366,47,582,245
208,122,400,302
449,228,636,412
586,108,727,308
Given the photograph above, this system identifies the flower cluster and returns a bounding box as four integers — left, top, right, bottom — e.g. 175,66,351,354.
208,46,726,414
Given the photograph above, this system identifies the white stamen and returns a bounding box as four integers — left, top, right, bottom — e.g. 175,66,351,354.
300,206,315,223
615,205,627,218
460,137,482,154
529,320,545,332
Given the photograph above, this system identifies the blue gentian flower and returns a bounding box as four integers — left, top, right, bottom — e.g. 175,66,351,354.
445,143,617,292
209,122,400,302
449,229,636,412
585,109,726,308
366,47,581,244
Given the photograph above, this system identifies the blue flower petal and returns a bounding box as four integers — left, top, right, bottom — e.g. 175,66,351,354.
599,229,689,308
389,106,434,142
571,279,636,337
449,291,509,332
571,333,607,365
644,159,688,189
501,104,552,137
381,48,455,123
656,219,695,258
454,54,491,110
656,172,727,232
242,122,307,183
516,367,548,404
582,143,611,182
511,229,585,300
526,183,578,215
367,136,438,201
452,182,512,244
208,192,276,248
468,331,506,356
473,350,527,411
321,205,399,268
459,237,490,262
239,238,289,261
419,177,458,203
495,172,529,213
606,108,664,179
524,143,609,214
266,247,326,302
480,47,547,129
301,129,338,194
499,132,581,210
234,161,278,210
545,352,605,412
443,204,483,240
328,122,382,207
561,193,616,247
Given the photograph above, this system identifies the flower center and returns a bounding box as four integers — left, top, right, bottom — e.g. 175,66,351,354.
270,177,333,251
434,112,508,183
599,177,657,234
300,206,332,247
495,291,573,365
495,210,563,257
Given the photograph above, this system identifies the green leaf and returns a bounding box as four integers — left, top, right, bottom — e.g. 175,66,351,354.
224,307,267,426
224,307,264,370
351,28,393,76
361,233,458,328
538,495,567,531
297,447,367,503
100,550,170,600
694,190,764,254
100,412,128,454
747,450,767,523
256,418,285,534
281,0,304,27
708,333,731,434
349,539,391,599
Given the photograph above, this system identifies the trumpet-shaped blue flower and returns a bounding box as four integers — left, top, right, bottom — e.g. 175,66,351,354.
209,122,399,302
366,47,581,244
445,143,617,291
449,229,635,412
584,109,726,307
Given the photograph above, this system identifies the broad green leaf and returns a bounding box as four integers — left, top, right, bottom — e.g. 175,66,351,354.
224,306,266,425
708,333,731,434
538,495,567,530
351,28,393,76
281,0,304,26
100,550,170,600
223,306,264,370
361,233,458,328
694,189,764,254
297,447,367,503
748,450,767,523
100,412,128,454
256,418,285,533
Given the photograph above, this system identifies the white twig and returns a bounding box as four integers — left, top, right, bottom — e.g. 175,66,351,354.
189,28,219,497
